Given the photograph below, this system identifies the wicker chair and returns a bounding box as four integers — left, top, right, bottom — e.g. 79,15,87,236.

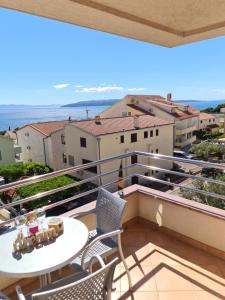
16,256,118,300
70,188,132,289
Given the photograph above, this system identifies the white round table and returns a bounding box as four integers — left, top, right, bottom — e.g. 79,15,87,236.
0,217,88,286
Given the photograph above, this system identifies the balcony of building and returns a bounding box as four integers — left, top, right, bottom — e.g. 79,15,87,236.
0,151,225,299
176,125,197,136
175,135,196,148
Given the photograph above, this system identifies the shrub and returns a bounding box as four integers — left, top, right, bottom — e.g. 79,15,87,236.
16,175,80,211
0,162,50,183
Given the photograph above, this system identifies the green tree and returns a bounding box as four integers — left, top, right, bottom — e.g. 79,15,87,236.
16,175,80,210
189,141,225,159
0,162,50,183
181,175,225,210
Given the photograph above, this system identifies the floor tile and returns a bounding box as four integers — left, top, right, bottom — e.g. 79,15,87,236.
120,265,157,292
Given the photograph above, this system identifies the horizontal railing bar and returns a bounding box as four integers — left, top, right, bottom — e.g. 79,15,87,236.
1,151,224,193
135,151,225,170
135,173,225,201
136,163,225,186
0,152,134,192
0,177,131,227
0,164,134,210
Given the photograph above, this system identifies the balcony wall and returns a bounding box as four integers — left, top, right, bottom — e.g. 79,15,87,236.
1,184,225,291
176,125,196,136
175,135,196,147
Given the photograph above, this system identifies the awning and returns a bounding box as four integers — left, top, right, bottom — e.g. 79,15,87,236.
1,0,225,47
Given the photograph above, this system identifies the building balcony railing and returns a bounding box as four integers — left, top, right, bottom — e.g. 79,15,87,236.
176,125,196,136
175,135,196,147
1,151,225,298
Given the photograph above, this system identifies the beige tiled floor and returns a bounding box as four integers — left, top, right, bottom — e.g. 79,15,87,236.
4,218,225,299
112,219,225,300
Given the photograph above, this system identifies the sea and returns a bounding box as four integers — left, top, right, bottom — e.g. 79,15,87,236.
0,99,224,131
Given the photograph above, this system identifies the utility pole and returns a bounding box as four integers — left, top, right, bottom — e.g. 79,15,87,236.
85,107,90,119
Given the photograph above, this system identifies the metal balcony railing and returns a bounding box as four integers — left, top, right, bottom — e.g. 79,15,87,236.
0,151,225,228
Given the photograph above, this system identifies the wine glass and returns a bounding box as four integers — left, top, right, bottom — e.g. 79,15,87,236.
36,208,46,230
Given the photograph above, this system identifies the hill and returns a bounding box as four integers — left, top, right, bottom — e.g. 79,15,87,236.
201,103,225,113
62,99,119,107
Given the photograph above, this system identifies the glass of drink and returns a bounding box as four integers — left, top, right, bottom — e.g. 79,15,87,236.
36,208,46,230
15,215,27,233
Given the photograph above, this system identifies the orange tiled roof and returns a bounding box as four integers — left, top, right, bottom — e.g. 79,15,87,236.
19,120,70,136
71,115,174,136
129,95,199,120
199,112,215,120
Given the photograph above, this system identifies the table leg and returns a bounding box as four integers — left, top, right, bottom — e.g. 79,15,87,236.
40,273,51,287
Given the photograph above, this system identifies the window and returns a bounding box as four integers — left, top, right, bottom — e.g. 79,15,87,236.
144,172,149,176
209,119,211,122
156,149,159,153
131,176,138,184
28,158,32,162
0,150,2,161
201,120,203,123
61,134,66,145
62,153,67,164
120,135,124,143
80,137,87,148
156,129,159,136
68,155,75,166
131,133,137,143
144,131,148,138
150,130,153,137
213,119,215,122
128,112,132,116
131,155,137,164
25,132,29,137
82,159,97,173
27,146,31,150
122,112,127,117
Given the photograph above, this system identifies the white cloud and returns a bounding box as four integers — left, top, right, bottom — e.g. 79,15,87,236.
127,87,147,91
53,83,70,89
75,85,83,88
212,88,225,94
76,85,124,93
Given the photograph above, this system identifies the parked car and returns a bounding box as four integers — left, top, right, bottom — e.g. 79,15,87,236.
201,167,223,177
173,150,194,159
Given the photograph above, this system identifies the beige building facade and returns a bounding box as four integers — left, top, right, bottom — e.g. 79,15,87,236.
100,94,199,150
16,121,69,169
64,115,174,191
0,135,21,165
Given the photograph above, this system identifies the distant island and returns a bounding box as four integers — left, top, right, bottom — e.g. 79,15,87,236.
62,99,119,107
201,102,225,113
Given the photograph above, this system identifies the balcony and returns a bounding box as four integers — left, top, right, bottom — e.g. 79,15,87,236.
176,125,196,136
0,151,225,299
175,135,196,148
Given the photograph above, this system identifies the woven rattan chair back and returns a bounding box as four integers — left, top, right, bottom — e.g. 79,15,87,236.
32,258,117,300
96,189,126,244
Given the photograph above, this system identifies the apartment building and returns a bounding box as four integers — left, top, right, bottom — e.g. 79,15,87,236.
0,135,21,165
198,112,218,130
100,94,200,151
16,121,69,168
64,115,174,190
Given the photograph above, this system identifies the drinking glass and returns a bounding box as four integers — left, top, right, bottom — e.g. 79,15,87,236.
15,215,27,233
36,208,46,230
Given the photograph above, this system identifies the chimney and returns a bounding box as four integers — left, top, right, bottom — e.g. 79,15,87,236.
95,115,101,125
166,93,172,102
134,115,140,129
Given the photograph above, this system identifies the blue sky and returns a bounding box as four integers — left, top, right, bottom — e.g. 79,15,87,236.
1,8,225,105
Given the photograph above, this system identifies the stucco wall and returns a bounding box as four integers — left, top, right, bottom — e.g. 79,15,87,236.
17,127,46,163
96,124,173,190
46,129,67,171
0,136,16,165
